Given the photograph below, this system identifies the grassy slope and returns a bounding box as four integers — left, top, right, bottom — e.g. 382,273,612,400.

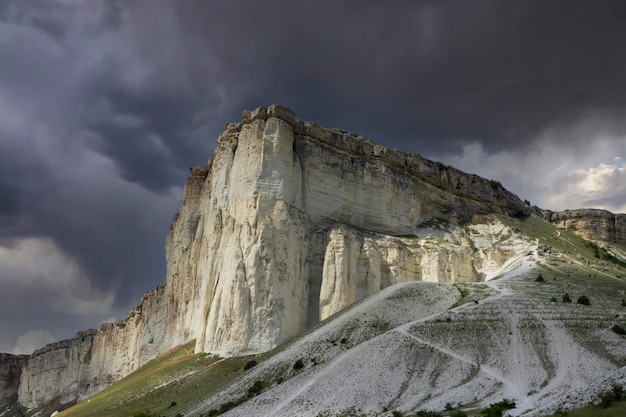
57,342,257,417
545,401,626,417
53,214,626,417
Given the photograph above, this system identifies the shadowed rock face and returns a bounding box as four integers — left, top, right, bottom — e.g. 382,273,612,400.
0,354,27,408
12,105,534,409
546,209,626,244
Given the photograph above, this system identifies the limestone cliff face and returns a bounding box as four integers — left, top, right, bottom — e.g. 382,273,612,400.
0,354,27,408
166,104,530,357
18,331,95,408
545,209,626,244
14,104,533,409
17,284,167,409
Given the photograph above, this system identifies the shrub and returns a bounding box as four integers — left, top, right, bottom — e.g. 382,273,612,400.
450,411,469,417
414,411,443,417
612,383,624,401
293,359,305,370
480,399,515,417
597,384,624,408
244,360,257,370
247,379,269,396
206,398,245,416
600,390,614,408
611,325,626,335
577,295,590,305
535,274,545,282
621,299,626,307
550,297,557,302
562,293,572,303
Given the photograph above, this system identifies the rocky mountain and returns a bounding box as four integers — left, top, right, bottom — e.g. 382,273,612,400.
3,105,625,415
56,214,626,417
0,354,27,412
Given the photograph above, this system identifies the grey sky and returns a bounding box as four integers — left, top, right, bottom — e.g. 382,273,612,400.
1,0,626,353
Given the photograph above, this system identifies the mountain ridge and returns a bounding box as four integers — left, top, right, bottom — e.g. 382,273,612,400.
1,105,625,415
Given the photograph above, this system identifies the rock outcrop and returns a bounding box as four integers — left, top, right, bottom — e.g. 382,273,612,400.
544,209,626,244
0,354,27,409
17,284,167,409
168,104,530,357
12,105,533,409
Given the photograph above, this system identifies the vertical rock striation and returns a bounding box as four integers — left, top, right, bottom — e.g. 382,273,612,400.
14,105,534,409
0,354,27,409
167,104,531,356
17,284,167,409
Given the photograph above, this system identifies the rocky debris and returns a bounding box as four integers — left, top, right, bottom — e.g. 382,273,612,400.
537,245,552,257
189,165,209,179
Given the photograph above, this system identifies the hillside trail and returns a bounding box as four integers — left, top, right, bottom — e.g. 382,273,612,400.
395,253,538,415
258,271,525,417
266,341,373,416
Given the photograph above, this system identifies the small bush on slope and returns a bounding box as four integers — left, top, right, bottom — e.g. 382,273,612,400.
293,358,305,370
480,399,515,417
577,295,590,305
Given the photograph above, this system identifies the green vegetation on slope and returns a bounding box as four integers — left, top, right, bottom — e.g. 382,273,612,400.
518,214,626,269
585,241,626,268
58,341,258,417
546,397,626,417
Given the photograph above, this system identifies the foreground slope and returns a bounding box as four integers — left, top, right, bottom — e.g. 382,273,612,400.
192,268,626,416
188,215,626,417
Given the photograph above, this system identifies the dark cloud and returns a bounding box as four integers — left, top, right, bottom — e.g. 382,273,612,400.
1,0,626,352
30,15,67,39
78,77,221,190
0,176,22,228
162,0,626,154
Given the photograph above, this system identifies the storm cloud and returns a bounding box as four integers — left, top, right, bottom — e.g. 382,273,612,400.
1,0,626,352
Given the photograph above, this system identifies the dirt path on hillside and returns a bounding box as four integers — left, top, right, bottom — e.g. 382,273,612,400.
394,257,538,415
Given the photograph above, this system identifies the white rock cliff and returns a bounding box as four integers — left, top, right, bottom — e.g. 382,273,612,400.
15,105,534,409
